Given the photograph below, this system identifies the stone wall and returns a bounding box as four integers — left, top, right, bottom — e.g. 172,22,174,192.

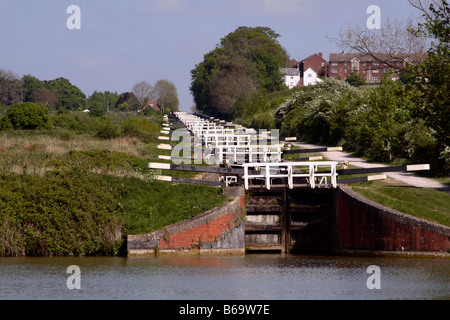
334,186,450,254
127,187,246,256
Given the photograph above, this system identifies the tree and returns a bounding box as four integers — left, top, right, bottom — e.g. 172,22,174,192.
30,89,58,108
332,16,428,70
132,81,153,106
345,70,366,87
87,91,119,112
153,79,179,113
190,26,290,118
22,75,46,102
115,92,140,111
0,69,22,106
45,77,86,110
209,68,254,118
408,0,450,175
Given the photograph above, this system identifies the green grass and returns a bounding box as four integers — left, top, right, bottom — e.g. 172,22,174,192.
118,178,227,235
318,154,450,227
350,180,450,227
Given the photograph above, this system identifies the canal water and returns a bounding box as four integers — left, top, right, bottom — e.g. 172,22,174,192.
0,254,448,300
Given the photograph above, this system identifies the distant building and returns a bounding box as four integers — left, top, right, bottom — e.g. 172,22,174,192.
281,68,301,89
303,67,323,86
141,98,160,112
289,52,327,87
328,52,428,83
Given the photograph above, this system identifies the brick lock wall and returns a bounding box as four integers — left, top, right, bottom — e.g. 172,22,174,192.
335,187,450,252
159,211,234,249
127,189,246,255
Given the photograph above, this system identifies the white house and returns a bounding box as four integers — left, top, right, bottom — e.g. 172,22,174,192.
303,67,323,86
280,68,300,89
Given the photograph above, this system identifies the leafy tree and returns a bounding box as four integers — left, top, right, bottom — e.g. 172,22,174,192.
345,70,366,87
87,91,119,112
409,0,450,175
190,26,289,119
45,77,86,110
115,92,140,111
22,75,46,102
153,79,179,113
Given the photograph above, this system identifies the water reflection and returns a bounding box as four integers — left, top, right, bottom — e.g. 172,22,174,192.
0,255,448,300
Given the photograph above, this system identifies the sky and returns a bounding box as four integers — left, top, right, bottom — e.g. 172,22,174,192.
0,0,423,111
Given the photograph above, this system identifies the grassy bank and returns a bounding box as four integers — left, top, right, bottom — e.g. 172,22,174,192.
0,111,227,256
0,170,226,256
346,178,450,228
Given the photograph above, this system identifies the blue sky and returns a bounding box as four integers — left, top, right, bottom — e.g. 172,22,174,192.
0,0,422,111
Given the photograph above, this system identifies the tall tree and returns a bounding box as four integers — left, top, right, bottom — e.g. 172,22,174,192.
87,91,119,112
153,79,179,113
132,81,153,106
409,0,449,174
115,92,140,111
0,69,22,106
332,16,428,70
22,75,46,102
190,26,289,119
30,89,58,108
45,77,86,110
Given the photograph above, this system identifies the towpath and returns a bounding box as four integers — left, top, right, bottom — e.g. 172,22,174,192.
291,142,450,193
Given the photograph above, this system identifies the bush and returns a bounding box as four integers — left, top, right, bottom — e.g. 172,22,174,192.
0,170,124,256
96,119,120,139
58,129,76,141
121,117,160,142
0,102,51,130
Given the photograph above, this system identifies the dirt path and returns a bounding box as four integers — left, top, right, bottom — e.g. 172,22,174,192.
292,142,450,193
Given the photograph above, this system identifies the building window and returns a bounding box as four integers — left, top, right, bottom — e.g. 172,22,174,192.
331,62,338,66
373,61,379,66
308,73,312,77
345,69,348,74
372,76,380,81
331,69,338,73
373,69,379,74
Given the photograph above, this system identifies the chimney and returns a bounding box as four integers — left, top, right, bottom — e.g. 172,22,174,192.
319,52,322,58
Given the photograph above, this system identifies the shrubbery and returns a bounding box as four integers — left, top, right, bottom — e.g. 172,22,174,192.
0,170,124,256
0,102,51,130
51,112,161,142
275,77,448,176
121,117,160,142
96,119,121,139
0,169,227,256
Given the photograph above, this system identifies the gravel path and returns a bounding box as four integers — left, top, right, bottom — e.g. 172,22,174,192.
291,142,450,193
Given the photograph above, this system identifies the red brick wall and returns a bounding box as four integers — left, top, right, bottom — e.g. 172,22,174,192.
335,187,450,252
301,53,327,76
159,211,233,249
